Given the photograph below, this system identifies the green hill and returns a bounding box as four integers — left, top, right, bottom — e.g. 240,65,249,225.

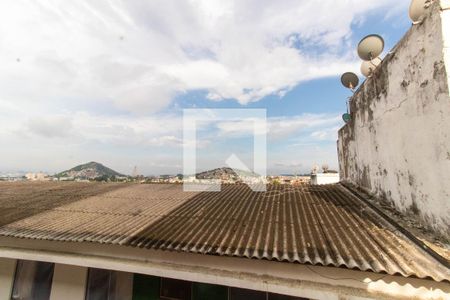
55,162,125,179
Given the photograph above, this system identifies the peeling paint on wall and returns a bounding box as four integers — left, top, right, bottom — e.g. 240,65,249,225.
337,1,450,241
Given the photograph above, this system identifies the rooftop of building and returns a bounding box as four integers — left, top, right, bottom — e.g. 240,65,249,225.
0,181,448,282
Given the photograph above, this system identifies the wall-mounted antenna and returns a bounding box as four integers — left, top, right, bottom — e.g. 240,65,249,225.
341,72,359,114
357,34,384,61
409,0,431,24
361,57,382,78
341,72,359,91
342,113,351,123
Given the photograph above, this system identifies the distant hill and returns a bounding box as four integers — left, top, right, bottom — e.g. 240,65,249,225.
195,167,260,180
55,162,125,179
195,167,236,180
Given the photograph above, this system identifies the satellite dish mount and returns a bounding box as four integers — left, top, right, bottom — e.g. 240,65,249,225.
357,34,385,61
340,72,359,113
341,72,359,92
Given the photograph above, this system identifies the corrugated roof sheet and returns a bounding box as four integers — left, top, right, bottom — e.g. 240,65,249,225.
0,182,448,282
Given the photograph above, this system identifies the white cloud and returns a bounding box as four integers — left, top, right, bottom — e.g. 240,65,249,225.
18,111,341,146
268,114,341,140
26,116,73,138
69,112,184,147
0,0,410,174
269,145,339,175
0,110,187,174
310,126,341,141
0,108,342,173
0,0,409,113
187,113,341,141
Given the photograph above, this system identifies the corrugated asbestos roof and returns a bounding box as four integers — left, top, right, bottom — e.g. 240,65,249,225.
0,182,448,282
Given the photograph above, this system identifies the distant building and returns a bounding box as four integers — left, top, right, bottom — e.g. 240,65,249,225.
131,166,140,178
268,175,311,185
292,176,310,185
57,176,75,181
0,173,26,182
25,172,50,181
310,173,340,185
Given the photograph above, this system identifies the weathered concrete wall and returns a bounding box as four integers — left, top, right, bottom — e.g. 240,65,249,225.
338,0,450,240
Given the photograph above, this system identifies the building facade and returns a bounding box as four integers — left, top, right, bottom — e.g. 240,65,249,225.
338,0,450,241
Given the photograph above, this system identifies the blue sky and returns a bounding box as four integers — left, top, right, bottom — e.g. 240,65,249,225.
0,0,411,175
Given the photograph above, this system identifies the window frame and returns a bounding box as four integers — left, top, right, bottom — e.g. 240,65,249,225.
159,277,193,300
10,260,55,300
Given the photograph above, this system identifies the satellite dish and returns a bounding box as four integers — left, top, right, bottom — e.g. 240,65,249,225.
341,72,359,90
342,113,351,123
361,57,382,77
357,34,384,61
409,0,428,24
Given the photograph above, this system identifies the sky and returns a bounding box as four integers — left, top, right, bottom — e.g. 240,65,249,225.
0,0,411,176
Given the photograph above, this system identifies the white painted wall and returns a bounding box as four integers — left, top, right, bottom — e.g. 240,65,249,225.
49,264,87,300
0,258,15,299
311,173,340,185
442,1,450,89
338,0,450,240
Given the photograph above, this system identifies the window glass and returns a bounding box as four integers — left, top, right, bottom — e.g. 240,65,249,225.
85,268,132,300
160,278,191,300
229,287,266,300
85,268,110,300
132,274,160,300
192,282,228,300
11,260,54,300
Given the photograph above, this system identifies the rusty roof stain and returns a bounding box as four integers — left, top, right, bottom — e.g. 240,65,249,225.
0,182,448,282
